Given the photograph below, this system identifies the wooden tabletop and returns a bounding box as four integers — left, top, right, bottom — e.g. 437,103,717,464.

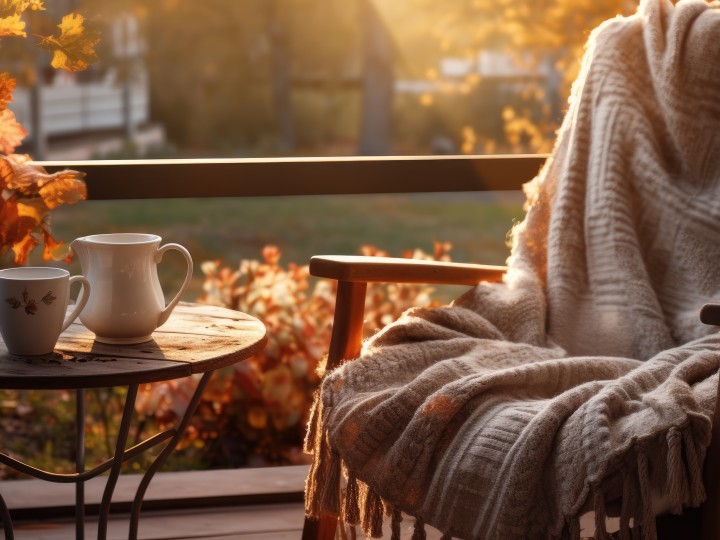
0,303,267,390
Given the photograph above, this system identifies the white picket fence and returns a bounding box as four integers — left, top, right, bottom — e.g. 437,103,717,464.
12,74,149,139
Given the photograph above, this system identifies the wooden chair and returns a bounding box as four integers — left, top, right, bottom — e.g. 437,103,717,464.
301,255,720,540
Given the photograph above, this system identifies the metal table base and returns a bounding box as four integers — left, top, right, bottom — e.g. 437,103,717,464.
0,371,212,540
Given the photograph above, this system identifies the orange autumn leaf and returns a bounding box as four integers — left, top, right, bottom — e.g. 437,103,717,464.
0,196,19,245
2,153,44,194
15,199,43,221
0,200,39,265
0,108,27,154
41,230,67,261
12,218,40,264
0,154,86,264
2,154,86,202
39,13,99,72
0,73,16,112
38,171,87,209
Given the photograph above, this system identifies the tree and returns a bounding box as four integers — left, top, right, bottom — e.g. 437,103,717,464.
137,0,362,154
375,0,637,152
74,1,640,156
358,0,394,155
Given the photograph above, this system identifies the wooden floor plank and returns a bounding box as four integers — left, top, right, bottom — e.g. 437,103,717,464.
8,504,604,539
13,504,305,540
5,466,309,512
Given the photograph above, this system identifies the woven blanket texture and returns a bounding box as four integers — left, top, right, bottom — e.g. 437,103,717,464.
305,0,720,538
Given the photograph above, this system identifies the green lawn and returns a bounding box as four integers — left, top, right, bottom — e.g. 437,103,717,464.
39,191,526,302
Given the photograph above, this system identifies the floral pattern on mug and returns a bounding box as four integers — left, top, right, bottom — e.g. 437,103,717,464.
5,288,55,315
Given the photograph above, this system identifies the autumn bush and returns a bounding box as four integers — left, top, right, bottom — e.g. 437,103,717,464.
132,243,453,468
0,243,455,477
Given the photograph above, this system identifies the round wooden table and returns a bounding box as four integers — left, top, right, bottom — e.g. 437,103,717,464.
0,302,267,540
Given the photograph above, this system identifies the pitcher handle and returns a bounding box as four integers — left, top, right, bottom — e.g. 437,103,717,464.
156,243,194,327
62,276,90,333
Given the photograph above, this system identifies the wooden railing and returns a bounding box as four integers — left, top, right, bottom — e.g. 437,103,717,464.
40,154,548,200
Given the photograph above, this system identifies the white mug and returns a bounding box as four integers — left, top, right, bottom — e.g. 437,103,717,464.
70,233,193,344
0,267,90,356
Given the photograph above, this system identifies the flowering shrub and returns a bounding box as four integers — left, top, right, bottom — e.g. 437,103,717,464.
133,243,454,467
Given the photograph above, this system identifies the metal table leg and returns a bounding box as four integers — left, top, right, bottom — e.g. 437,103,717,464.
1,374,212,540
128,371,213,540
76,388,86,540
0,492,13,540
97,384,139,540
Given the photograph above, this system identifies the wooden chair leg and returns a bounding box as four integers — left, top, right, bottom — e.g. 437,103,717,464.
302,280,367,540
302,515,339,540
700,370,720,540
325,280,367,371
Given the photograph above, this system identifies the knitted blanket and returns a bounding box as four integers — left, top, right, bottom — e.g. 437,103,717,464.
305,1,720,538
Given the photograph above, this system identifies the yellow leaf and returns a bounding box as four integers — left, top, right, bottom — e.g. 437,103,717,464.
0,109,27,154
0,14,25,37
15,199,42,221
0,0,40,17
39,13,100,72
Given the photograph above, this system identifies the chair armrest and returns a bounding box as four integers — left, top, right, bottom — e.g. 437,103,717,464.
700,304,720,326
309,255,507,285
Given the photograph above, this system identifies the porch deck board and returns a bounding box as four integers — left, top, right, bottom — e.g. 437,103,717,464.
12,503,305,539
11,503,457,539
4,465,597,538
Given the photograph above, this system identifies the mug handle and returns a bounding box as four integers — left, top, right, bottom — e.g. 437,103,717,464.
61,276,90,333
156,243,194,327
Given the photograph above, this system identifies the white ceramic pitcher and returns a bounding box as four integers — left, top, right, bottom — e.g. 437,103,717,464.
70,233,193,344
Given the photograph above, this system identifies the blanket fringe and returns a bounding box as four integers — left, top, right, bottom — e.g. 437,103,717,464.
306,388,710,539
682,429,706,507
593,484,608,540
304,393,320,454
411,516,427,540
390,506,402,540
304,397,326,518
343,472,361,525
619,466,634,540
568,516,580,540
362,487,385,538
665,429,686,514
636,445,657,539
320,448,342,516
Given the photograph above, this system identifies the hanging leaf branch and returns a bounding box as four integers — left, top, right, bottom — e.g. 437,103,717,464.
39,13,100,72
0,0,100,265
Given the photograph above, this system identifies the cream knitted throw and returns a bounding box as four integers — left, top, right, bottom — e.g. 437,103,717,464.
305,0,720,538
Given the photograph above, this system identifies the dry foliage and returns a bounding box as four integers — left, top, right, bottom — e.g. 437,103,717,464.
133,243,453,466
0,1,98,264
